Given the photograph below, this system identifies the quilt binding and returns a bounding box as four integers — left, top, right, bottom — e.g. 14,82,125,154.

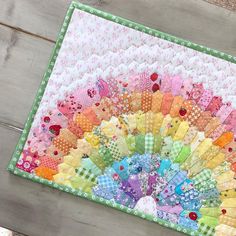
7,1,236,235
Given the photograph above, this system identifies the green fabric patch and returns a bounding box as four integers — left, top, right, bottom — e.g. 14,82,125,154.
135,134,145,154
174,145,190,164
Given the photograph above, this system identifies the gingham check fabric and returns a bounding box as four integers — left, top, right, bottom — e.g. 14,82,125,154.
195,179,217,192
169,170,187,186
99,145,114,166
198,222,215,236
76,167,97,183
201,198,222,207
145,133,154,153
169,141,183,160
192,169,212,185
108,140,122,161
97,175,118,193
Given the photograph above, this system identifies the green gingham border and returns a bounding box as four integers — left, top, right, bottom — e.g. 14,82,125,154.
8,1,235,235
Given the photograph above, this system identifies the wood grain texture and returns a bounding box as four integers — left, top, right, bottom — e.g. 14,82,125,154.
0,0,71,41
0,126,183,236
203,0,236,11
0,24,53,127
1,0,236,235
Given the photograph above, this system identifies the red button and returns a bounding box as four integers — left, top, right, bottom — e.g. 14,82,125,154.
119,165,124,171
152,83,160,92
189,212,198,221
179,108,187,116
113,173,119,180
49,125,62,136
222,209,227,214
150,73,158,81
44,116,50,123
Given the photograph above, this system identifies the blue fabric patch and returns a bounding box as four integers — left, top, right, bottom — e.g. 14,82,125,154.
97,175,118,193
128,153,152,174
92,185,115,200
157,159,171,176
180,189,199,202
165,163,180,181
178,216,198,230
181,199,202,211
175,179,194,195
112,158,129,180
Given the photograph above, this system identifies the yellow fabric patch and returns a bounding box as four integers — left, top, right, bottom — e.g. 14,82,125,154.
173,121,189,141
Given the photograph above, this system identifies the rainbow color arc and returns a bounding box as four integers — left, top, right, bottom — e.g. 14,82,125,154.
15,71,236,236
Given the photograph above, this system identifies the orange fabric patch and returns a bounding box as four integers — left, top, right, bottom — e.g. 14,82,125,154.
186,104,202,125
130,92,142,112
68,119,84,138
74,113,93,132
46,145,64,163
60,128,77,146
118,92,132,114
151,91,163,113
178,100,194,120
169,96,184,117
141,91,152,112
40,156,59,171
53,136,75,154
213,132,234,148
35,166,57,180
83,107,101,126
194,111,212,131
224,140,236,163
161,92,174,115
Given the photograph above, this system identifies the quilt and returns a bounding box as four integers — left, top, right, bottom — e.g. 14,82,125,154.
8,2,236,235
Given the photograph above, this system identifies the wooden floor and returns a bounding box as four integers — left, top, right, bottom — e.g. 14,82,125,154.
0,1,236,236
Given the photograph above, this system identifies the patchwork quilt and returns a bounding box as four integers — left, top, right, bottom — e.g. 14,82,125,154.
8,2,236,235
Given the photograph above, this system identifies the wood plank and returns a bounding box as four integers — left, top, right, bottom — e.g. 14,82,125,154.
0,24,53,127
0,0,71,42
0,0,236,55
0,126,184,236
